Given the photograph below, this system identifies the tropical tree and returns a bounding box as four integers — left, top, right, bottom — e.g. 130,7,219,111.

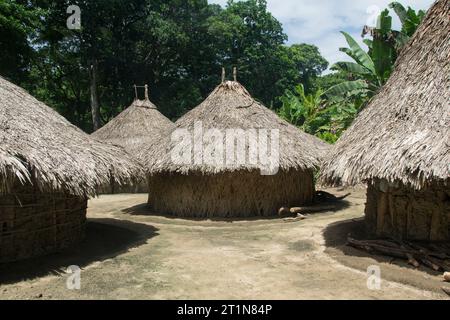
208,0,327,107
0,1,43,82
3,0,329,131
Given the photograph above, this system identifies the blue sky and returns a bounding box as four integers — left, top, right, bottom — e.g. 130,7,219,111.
208,0,435,69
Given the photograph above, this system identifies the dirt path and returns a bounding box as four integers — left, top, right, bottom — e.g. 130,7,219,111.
0,189,448,300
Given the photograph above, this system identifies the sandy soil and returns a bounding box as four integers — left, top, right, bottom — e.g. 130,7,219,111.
0,188,448,300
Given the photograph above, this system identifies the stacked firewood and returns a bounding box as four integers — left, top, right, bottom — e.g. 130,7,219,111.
347,237,450,296
347,237,450,272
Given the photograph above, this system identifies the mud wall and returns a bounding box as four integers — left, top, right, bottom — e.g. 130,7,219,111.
148,169,315,218
365,179,450,241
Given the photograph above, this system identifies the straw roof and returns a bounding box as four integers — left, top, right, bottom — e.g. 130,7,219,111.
321,0,449,189
0,76,143,196
139,80,330,175
92,97,174,157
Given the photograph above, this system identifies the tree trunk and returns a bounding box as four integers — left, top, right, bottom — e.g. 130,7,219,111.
89,59,100,131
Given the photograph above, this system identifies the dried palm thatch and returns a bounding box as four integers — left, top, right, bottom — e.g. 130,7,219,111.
91,93,173,193
139,80,329,174
320,0,449,190
92,96,174,158
0,76,143,197
140,80,330,217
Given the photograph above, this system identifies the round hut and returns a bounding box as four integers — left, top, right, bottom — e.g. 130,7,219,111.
320,0,449,241
0,76,142,262
140,75,330,218
92,85,174,193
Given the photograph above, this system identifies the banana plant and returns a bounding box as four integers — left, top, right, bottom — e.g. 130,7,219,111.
278,84,325,133
325,2,426,103
324,23,393,101
389,2,426,37
278,84,357,143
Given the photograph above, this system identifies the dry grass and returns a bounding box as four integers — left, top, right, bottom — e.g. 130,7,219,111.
148,169,314,218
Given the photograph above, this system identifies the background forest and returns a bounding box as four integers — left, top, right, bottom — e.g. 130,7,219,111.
0,0,426,141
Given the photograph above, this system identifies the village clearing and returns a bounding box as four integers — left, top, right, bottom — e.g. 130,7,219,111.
0,188,448,300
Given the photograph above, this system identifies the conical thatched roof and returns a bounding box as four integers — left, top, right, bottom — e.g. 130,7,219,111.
139,80,330,175
0,76,143,196
321,0,449,189
92,97,174,157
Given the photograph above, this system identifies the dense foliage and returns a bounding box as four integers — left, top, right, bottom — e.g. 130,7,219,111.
0,0,328,132
1,1,426,141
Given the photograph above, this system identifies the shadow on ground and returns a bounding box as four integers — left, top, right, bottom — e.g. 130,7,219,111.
121,200,351,223
0,218,159,285
323,218,442,277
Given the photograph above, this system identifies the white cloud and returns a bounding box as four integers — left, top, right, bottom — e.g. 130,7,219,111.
209,0,434,69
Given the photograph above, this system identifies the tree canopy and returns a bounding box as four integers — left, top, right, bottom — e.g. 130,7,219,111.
1,0,328,132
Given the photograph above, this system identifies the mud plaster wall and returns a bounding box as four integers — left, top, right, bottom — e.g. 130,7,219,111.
365,179,450,241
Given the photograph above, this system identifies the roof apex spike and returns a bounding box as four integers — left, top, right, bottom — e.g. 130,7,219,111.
145,84,149,100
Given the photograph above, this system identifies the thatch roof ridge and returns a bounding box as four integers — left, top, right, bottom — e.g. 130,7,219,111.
91,98,174,157
320,0,449,189
139,80,330,174
0,76,143,196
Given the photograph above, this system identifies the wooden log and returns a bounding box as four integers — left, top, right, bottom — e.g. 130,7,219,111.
406,253,420,268
430,244,450,256
347,237,408,259
346,237,450,271
370,239,402,248
444,272,450,282
401,244,420,267
278,207,290,216
418,258,441,271
289,205,335,214
406,241,449,260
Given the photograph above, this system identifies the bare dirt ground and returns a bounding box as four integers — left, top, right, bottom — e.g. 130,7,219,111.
0,188,448,300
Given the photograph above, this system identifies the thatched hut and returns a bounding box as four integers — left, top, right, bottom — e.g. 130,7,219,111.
92,86,174,193
0,76,142,262
139,78,329,218
321,0,449,241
